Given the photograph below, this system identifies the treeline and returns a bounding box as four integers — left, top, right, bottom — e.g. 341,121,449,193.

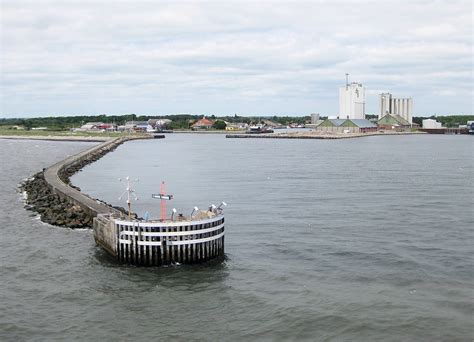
0,114,311,130
1,114,472,130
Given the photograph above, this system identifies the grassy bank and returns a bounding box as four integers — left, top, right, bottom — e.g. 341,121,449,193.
0,127,147,138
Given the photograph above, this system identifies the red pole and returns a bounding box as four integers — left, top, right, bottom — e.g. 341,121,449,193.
160,181,166,221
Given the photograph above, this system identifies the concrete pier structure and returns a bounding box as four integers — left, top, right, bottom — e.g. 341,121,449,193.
93,213,225,266
44,138,127,217
35,134,225,266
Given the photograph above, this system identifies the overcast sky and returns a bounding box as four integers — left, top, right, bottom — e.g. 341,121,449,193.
1,0,472,118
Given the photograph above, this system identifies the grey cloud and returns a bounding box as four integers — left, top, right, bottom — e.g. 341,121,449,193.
1,0,472,117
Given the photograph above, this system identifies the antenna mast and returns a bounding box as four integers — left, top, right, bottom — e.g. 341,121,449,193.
345,73,349,90
160,182,166,221
118,176,138,220
152,181,174,221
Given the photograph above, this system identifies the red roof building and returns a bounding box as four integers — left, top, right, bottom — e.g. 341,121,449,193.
191,117,214,130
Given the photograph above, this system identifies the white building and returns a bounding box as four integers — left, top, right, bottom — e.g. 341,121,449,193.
379,93,413,124
339,82,365,119
422,119,442,129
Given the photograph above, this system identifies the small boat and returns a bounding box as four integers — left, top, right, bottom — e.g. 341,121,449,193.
246,125,274,134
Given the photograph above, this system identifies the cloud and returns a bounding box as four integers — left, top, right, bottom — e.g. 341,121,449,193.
0,0,472,117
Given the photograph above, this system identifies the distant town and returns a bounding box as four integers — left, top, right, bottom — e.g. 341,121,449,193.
1,77,473,136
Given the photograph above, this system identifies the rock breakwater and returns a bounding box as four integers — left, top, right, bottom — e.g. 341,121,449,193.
21,136,153,229
21,172,93,228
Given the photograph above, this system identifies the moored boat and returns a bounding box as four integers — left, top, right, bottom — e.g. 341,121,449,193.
246,125,274,134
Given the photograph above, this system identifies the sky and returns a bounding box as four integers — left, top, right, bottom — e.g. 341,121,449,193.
0,0,472,118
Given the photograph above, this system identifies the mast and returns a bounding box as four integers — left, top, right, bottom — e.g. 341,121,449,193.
152,181,174,221
118,176,138,220
160,181,166,221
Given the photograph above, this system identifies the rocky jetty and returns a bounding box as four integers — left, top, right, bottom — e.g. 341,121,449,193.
21,136,151,229
21,172,93,228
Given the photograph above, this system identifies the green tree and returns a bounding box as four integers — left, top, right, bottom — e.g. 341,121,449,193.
212,120,227,130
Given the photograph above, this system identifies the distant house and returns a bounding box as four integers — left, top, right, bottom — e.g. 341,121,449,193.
191,117,214,130
124,121,148,132
79,122,103,131
147,119,172,132
377,114,411,131
135,121,149,132
124,121,136,130
97,123,117,131
75,122,116,132
225,122,248,131
316,119,377,133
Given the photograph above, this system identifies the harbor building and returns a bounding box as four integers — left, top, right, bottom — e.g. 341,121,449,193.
316,118,377,133
422,118,442,129
339,78,365,119
378,93,413,124
377,114,411,131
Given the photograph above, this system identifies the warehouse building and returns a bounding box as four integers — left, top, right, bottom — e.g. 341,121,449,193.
377,114,411,131
316,118,377,133
422,119,442,129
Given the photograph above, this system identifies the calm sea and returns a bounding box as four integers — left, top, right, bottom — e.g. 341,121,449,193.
1,134,473,341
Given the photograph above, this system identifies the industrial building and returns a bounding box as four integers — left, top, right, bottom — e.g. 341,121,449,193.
379,93,413,124
377,114,411,131
339,79,365,120
316,118,377,133
422,119,442,129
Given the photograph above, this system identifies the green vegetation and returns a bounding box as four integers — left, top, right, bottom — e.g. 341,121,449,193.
0,113,313,131
1,114,472,133
212,120,227,130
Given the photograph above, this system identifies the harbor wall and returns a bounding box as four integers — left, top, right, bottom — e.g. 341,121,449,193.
43,137,131,217
93,214,118,256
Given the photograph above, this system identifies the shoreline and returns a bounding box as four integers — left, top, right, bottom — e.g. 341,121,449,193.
2,130,443,142
226,131,426,139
